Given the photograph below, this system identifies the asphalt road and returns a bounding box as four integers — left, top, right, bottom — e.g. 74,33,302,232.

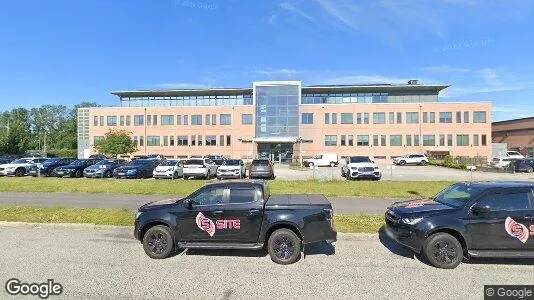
0,192,402,215
1,223,533,299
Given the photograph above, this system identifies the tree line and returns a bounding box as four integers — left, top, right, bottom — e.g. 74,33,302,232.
0,102,98,156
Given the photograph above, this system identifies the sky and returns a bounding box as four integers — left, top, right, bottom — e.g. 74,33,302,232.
0,0,533,121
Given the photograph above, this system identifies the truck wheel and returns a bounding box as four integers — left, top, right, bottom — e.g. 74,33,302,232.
399,160,406,166
142,225,174,259
420,160,427,166
329,162,335,167
267,228,301,265
308,162,314,168
423,232,463,269
527,167,533,173
75,170,82,178
14,168,25,177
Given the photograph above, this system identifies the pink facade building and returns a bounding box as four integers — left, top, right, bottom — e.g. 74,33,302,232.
77,80,492,163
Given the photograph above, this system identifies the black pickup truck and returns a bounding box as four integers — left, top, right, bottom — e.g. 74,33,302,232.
134,180,337,264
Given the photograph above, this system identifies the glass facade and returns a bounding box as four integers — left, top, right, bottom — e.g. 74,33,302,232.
255,84,299,138
301,93,388,104
120,94,253,107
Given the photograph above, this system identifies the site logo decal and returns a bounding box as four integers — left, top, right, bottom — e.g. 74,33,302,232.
504,217,533,244
196,212,216,237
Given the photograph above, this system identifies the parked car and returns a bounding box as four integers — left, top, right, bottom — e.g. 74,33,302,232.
304,153,338,167
0,157,49,177
249,159,275,179
134,180,337,264
217,159,246,180
153,159,184,179
393,154,429,166
182,158,218,179
53,159,100,178
211,159,225,168
341,156,381,180
490,157,515,170
514,159,534,173
28,157,76,177
506,151,525,159
385,181,534,269
204,154,225,161
89,154,108,160
84,159,125,178
0,158,13,165
114,159,159,179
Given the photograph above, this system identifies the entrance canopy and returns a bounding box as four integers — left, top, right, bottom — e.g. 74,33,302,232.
253,137,298,143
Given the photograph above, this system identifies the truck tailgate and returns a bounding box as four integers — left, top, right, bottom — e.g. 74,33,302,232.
266,194,331,206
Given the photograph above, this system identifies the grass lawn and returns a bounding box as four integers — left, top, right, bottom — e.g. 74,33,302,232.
0,177,452,198
0,206,383,233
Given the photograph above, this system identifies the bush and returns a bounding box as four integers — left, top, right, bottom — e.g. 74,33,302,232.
46,149,77,158
443,155,453,165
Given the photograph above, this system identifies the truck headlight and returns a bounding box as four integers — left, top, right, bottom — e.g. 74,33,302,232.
401,217,423,225
135,211,142,219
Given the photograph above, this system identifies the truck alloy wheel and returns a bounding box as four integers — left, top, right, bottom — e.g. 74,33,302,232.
423,232,463,269
267,229,301,265
143,225,174,259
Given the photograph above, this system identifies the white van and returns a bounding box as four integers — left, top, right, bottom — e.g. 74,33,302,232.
305,153,339,167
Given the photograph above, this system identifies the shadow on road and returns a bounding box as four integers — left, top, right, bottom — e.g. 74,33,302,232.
465,257,534,266
378,226,429,265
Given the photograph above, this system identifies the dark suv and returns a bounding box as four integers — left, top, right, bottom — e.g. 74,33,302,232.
249,159,275,179
514,159,534,173
385,181,534,269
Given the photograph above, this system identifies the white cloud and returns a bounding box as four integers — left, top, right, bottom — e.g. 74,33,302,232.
154,82,213,89
319,75,413,85
268,15,278,27
280,2,314,22
252,68,300,76
421,65,471,74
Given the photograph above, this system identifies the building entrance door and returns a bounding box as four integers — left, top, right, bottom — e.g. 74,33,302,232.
257,143,293,164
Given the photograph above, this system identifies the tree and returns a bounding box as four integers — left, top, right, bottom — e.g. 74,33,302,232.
0,108,31,154
94,129,137,157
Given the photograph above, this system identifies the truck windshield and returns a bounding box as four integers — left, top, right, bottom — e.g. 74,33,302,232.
223,160,240,166
349,157,371,163
433,183,483,208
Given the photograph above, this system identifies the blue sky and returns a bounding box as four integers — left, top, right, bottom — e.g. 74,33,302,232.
0,0,533,121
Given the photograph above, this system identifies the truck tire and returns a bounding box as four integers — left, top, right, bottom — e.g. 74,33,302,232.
142,225,174,259
329,162,335,167
75,170,83,178
422,232,463,269
267,228,301,265
14,168,25,177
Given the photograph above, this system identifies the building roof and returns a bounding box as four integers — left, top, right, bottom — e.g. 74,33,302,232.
492,116,534,125
111,82,449,98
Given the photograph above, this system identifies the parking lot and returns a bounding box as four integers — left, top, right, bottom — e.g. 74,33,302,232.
1,223,533,300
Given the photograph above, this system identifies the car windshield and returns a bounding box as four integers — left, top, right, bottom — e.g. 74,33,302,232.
492,158,501,162
212,159,224,165
508,151,521,156
433,183,483,208
70,160,88,166
252,160,269,166
223,160,240,166
11,159,31,164
349,157,371,163
43,158,61,164
95,160,115,166
129,159,151,166
160,160,177,166
185,159,204,165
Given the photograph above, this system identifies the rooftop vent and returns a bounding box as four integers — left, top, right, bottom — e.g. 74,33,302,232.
408,80,419,85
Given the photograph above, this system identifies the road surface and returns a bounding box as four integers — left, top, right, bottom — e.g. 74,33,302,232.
1,223,533,299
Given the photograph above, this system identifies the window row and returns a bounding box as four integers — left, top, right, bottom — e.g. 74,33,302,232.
324,134,488,147
127,135,233,147
302,93,388,104
93,114,255,127
302,111,488,125
120,94,253,107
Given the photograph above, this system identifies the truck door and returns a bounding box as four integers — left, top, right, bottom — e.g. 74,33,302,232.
467,188,534,250
218,186,264,243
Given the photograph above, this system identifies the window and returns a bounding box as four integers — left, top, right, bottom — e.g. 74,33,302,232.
373,135,379,146
93,136,104,144
348,135,353,146
147,115,151,126
406,112,419,124
147,136,160,146
439,112,452,123
177,136,188,146
152,115,158,125
183,115,189,125
482,134,487,146
177,115,182,125
429,112,435,123
381,135,387,146
324,113,330,124
439,134,445,146
464,111,469,123
191,135,196,146
93,116,99,126
474,111,487,123
447,134,453,146
340,135,346,146
206,135,216,146
139,136,144,146
473,134,479,146
414,135,420,146
134,115,144,126
406,134,412,146
192,115,202,125
106,116,117,126
356,113,362,124
229,188,256,204
423,112,428,123
301,113,313,124
396,112,402,124
161,115,174,125
163,136,169,146
212,114,216,125
363,113,369,124
389,112,395,124
198,135,203,146
226,135,231,146
373,112,386,124
456,134,469,146
242,114,253,125
125,116,131,126
528,147,534,157
456,111,462,123
389,135,402,146
99,116,104,126
331,113,337,124
119,116,125,126
220,114,231,125
423,135,435,146
177,115,188,125
170,136,175,146
219,135,225,146
190,187,225,206
205,114,211,125
341,113,353,124
325,135,337,146
357,135,369,146
477,192,531,211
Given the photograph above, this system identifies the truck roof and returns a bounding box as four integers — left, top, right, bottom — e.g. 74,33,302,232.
459,181,534,189
204,179,268,189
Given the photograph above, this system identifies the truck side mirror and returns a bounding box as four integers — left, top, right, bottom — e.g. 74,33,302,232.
184,199,193,210
471,204,490,216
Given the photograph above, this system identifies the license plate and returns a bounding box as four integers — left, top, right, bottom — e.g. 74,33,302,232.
118,173,125,176
57,172,64,175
